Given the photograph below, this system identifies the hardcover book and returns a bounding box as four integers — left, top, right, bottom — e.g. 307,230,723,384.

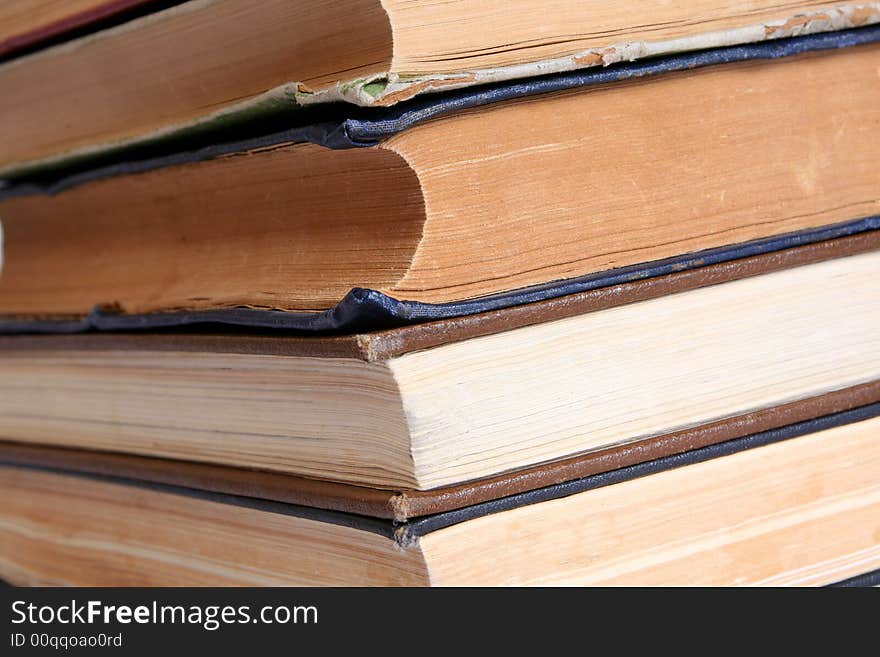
1,31,879,329
0,0,164,58
1,1,876,176
2,407,878,585
2,0,877,590
0,247,877,489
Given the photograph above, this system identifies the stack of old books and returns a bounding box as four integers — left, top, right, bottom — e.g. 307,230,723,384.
0,0,878,586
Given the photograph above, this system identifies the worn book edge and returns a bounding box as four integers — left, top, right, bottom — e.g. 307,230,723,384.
2,399,878,543
1,382,878,524
1,5,877,182
0,217,876,335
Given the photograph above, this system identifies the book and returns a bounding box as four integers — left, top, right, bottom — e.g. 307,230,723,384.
2,382,877,521
0,0,162,59
1,33,879,322
2,406,878,585
0,247,877,490
0,2,875,176
2,3,877,590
